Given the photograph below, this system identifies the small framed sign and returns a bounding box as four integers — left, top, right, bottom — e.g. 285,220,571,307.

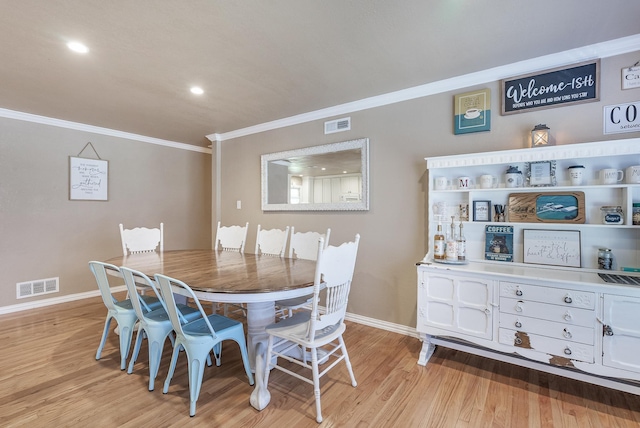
473,200,491,222
69,156,109,201
526,160,556,187
523,229,581,268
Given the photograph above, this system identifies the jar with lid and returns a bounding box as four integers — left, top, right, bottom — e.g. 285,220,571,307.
600,206,624,225
633,202,640,226
598,248,613,270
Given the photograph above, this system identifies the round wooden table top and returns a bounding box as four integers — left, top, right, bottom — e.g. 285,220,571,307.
104,249,316,295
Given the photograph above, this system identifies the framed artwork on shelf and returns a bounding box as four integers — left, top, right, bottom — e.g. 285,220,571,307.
454,88,491,135
507,191,585,224
523,229,581,268
485,225,514,262
526,160,556,187
473,200,491,221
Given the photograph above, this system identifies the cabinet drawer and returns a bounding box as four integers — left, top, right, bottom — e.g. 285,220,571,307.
500,297,595,327
499,328,594,363
499,313,594,345
500,281,595,309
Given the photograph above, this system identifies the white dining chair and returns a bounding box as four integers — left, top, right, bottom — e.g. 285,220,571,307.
255,224,290,257
275,227,330,318
263,234,360,423
214,221,248,252
119,223,164,255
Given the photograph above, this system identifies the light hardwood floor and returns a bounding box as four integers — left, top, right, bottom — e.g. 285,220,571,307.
1,296,639,427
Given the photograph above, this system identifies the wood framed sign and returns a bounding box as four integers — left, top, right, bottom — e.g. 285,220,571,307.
501,60,600,115
507,191,585,224
523,229,581,268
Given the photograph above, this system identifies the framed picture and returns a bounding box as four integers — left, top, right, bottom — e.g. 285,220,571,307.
69,156,109,201
485,225,514,262
454,88,491,135
523,229,581,268
526,160,556,187
507,191,585,224
473,200,491,221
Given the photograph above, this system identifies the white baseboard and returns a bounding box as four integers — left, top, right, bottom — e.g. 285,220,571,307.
0,289,420,340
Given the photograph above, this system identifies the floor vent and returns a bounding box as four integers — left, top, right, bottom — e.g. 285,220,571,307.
324,117,351,134
17,277,59,299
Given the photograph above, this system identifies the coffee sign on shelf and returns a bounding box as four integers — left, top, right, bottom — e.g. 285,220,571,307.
603,101,640,134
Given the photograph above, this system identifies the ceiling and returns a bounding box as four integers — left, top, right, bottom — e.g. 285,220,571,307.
1,1,639,148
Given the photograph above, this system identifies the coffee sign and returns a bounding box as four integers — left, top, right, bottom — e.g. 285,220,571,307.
501,60,600,115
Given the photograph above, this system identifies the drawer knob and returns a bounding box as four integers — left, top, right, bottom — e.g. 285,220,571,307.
515,321,522,328
515,337,523,345
604,325,614,336
564,347,572,356
564,295,573,304
515,289,523,296
563,311,572,321
562,328,572,339
515,303,523,313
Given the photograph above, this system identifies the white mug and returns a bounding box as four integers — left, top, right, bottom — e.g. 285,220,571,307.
568,165,585,186
434,176,450,190
505,172,523,188
626,165,640,184
457,176,473,189
600,168,624,185
479,174,498,189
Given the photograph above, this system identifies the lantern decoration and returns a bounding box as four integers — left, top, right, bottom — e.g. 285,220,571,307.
531,124,552,148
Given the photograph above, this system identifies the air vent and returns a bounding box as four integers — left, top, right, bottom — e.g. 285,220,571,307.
324,117,351,134
16,277,59,299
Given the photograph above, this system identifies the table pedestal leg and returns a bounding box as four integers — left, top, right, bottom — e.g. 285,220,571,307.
246,301,274,411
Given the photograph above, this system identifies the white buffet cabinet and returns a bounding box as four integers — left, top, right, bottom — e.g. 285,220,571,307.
417,138,640,394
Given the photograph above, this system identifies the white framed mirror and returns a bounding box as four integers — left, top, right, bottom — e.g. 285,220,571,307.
261,138,369,211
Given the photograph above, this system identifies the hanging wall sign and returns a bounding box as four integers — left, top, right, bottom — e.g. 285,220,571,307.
622,66,640,90
501,60,600,115
69,142,109,201
603,101,640,134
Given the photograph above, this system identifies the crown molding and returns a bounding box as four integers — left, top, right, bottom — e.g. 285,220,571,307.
214,34,640,142
0,108,212,154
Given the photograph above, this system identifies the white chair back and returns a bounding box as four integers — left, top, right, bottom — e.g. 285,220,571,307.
255,225,289,256
215,221,248,252
288,227,331,260
308,234,360,341
120,223,163,255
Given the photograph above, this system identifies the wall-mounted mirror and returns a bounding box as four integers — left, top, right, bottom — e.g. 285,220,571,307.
261,138,369,211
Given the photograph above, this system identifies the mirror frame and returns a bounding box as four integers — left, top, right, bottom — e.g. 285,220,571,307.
261,138,369,211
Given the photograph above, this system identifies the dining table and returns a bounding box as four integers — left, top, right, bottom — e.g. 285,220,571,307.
103,249,317,411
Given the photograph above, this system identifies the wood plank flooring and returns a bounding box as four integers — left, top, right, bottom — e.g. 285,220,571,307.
1,296,639,427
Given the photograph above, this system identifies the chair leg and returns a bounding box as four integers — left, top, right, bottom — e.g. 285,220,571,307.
127,326,145,374
311,347,323,423
163,343,182,394
187,353,209,416
96,316,113,360
118,322,135,370
212,343,222,366
235,337,255,385
339,336,357,387
263,335,275,387
148,335,168,391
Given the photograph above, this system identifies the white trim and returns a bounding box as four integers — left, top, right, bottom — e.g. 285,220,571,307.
346,311,420,338
0,108,211,154
213,34,640,142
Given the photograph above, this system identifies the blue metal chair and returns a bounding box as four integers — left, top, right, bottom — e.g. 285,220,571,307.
89,261,162,370
155,273,255,416
121,267,202,391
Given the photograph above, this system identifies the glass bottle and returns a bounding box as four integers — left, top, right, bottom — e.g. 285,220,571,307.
457,222,466,261
445,216,458,261
433,222,445,260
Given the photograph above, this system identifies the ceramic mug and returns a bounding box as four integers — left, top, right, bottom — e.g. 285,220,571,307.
626,165,640,184
434,176,450,190
457,176,473,189
568,165,585,186
479,174,498,189
505,172,523,188
600,168,623,185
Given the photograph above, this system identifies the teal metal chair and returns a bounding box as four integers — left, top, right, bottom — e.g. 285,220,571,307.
89,261,162,370
121,266,202,391
155,273,255,416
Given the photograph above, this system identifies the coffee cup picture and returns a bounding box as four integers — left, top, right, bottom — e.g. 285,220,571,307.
464,108,482,119
626,165,640,183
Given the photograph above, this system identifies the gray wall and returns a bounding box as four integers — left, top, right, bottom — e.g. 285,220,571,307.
0,118,212,308
216,51,640,328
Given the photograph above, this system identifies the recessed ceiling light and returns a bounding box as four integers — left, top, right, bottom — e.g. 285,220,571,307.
67,41,89,54
190,86,204,95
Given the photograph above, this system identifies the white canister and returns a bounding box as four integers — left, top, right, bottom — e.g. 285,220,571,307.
600,206,624,224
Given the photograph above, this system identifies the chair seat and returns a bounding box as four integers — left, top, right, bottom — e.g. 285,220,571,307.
114,295,162,311
144,303,200,323
183,314,242,336
274,295,312,308
266,311,345,346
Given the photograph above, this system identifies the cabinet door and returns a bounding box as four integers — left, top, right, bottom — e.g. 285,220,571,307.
602,294,640,374
418,270,493,340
